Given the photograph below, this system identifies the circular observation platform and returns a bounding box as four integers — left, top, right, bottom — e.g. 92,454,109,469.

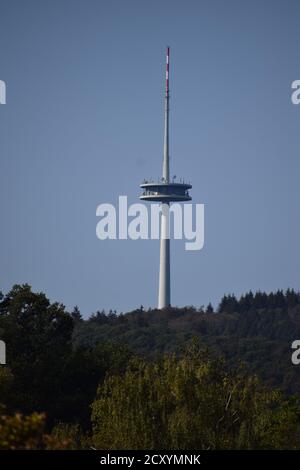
140,181,192,202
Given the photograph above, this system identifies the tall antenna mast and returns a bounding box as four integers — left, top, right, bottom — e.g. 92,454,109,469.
163,46,170,182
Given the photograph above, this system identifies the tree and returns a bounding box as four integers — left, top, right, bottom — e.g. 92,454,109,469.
0,284,74,422
218,294,238,314
91,344,300,450
0,406,72,449
71,305,83,323
206,303,214,314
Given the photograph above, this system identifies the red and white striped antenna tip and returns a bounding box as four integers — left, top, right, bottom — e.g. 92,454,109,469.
166,46,170,94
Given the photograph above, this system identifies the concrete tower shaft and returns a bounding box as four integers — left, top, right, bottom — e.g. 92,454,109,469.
158,203,170,309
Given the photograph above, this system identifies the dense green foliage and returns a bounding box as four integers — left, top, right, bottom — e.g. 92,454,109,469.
0,284,132,427
74,290,300,394
92,345,300,450
0,408,72,450
0,284,300,449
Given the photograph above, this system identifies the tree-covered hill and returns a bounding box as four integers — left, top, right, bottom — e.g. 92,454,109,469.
73,289,300,394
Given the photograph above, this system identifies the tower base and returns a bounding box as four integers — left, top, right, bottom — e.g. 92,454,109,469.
158,203,170,309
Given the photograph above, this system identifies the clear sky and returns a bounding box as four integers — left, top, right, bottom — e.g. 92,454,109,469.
1,0,299,316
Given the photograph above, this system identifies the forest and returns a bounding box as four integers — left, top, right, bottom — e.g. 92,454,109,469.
0,284,300,449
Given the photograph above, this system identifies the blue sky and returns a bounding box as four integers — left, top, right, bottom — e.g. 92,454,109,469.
1,0,300,316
